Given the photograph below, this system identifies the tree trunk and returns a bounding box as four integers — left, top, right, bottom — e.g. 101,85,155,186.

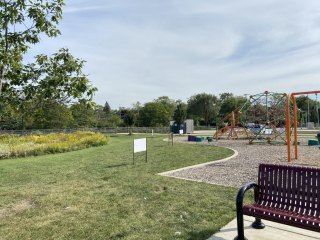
0,66,6,95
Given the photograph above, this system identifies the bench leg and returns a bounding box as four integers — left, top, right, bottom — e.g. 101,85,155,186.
234,210,247,240
252,217,265,229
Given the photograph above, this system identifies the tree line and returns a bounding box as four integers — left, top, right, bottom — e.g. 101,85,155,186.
0,93,247,129
2,92,318,130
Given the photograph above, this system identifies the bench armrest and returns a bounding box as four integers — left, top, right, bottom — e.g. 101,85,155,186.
236,182,258,210
235,182,260,239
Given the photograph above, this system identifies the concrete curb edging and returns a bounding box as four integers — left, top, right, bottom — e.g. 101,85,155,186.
158,147,238,177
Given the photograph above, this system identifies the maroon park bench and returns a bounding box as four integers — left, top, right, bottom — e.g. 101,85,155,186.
234,163,320,240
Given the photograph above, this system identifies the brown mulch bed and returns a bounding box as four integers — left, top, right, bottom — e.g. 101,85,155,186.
163,137,320,188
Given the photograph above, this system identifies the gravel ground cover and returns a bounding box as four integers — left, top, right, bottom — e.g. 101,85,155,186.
162,137,320,188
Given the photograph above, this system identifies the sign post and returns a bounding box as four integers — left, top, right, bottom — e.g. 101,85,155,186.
168,132,173,146
133,138,147,164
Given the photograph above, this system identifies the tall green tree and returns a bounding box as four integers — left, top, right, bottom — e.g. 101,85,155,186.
0,0,64,95
106,113,123,128
219,93,246,117
94,105,109,127
0,102,20,129
132,101,142,127
103,101,111,114
27,100,74,129
173,100,187,125
296,95,319,124
8,48,96,129
187,93,219,126
0,1,98,130
138,102,171,127
154,96,176,119
70,101,96,128
119,108,136,127
17,48,96,104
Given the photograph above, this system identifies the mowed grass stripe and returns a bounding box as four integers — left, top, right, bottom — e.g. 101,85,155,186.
0,135,236,240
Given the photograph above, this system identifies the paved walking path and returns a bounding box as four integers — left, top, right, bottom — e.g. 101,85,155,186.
208,216,320,240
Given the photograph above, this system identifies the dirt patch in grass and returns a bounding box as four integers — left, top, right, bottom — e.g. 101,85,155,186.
0,199,34,219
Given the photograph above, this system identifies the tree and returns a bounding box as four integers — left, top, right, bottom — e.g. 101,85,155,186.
103,101,111,114
5,48,97,129
219,93,246,117
94,105,108,127
70,101,96,128
16,48,96,104
106,114,123,128
0,102,20,129
295,95,319,124
0,0,64,95
0,1,97,130
27,100,74,129
119,108,136,127
138,102,171,127
187,93,219,126
132,101,142,127
173,100,187,125
219,92,233,102
154,96,176,119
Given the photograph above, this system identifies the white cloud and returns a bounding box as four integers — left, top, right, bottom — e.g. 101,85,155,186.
25,0,320,108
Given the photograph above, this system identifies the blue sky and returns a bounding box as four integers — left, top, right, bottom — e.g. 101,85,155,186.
27,0,320,108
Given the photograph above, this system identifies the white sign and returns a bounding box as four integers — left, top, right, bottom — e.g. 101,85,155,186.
179,129,183,134
134,138,147,153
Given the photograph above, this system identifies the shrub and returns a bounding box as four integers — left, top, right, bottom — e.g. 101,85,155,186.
0,132,109,159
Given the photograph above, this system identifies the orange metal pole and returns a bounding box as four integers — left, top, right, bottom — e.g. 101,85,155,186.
292,90,320,96
286,90,320,162
292,96,298,159
231,111,235,128
286,94,291,162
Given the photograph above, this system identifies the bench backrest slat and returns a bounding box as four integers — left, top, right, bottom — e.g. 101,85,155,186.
257,164,320,217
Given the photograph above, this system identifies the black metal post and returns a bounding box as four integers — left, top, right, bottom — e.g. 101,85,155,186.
234,182,257,240
234,190,247,240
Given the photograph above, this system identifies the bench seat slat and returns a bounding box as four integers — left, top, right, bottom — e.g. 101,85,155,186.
243,203,320,232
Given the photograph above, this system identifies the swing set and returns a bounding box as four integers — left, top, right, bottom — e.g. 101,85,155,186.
286,90,320,162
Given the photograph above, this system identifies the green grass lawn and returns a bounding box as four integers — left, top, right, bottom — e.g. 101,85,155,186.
0,134,237,240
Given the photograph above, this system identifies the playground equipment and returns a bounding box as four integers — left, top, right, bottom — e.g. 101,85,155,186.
213,90,320,162
239,91,288,144
214,91,289,144
213,111,252,140
286,90,320,162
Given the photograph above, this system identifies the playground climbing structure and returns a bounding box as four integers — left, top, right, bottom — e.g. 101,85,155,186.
213,111,252,140
214,91,291,145
238,91,288,144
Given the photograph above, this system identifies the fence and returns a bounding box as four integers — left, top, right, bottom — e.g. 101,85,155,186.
0,127,170,135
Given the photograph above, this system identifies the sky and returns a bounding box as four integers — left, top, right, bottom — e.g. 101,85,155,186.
26,0,320,108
